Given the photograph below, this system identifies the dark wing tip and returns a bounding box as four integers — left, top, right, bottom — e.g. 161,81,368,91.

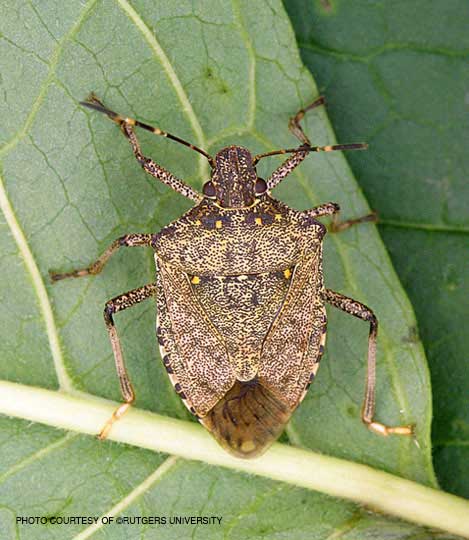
201,379,291,459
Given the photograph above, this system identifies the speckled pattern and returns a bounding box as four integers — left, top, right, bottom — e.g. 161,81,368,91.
267,149,309,190
154,163,328,457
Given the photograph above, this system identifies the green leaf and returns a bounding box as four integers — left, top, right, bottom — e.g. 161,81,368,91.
0,0,451,537
284,0,469,499
3,383,469,538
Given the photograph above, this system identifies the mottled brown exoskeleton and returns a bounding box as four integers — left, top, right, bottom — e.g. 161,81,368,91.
50,95,413,458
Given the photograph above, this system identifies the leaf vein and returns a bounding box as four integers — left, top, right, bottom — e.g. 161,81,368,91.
0,171,73,391
72,455,179,539
116,0,209,179
380,219,469,234
0,0,99,158
0,432,77,485
231,0,256,129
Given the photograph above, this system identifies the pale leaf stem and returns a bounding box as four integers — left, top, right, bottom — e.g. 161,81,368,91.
0,380,468,538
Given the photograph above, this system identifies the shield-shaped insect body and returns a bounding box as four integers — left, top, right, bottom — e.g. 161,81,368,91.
51,95,413,459
153,147,328,457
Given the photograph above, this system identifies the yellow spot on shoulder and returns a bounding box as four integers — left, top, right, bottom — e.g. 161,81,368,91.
284,268,292,279
215,220,223,229
191,276,200,285
255,217,262,225
195,219,202,226
275,213,282,221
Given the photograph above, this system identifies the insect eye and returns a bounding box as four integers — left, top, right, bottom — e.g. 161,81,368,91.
202,181,216,198
254,178,267,195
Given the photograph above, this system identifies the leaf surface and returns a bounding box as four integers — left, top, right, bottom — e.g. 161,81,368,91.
0,0,442,537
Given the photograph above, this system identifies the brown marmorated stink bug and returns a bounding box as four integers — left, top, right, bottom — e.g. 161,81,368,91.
50,94,413,458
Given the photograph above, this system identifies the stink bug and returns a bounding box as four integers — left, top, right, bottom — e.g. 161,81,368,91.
50,95,413,458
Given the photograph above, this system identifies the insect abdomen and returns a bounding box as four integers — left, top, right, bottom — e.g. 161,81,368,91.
201,378,291,458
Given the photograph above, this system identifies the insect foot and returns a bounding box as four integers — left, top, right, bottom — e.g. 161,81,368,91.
98,403,133,440
330,210,378,233
365,420,414,437
49,94,413,457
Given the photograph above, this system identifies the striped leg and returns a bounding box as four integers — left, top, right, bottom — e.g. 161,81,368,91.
321,288,413,437
49,233,153,282
99,282,157,439
120,123,202,202
300,203,377,232
256,96,367,189
288,95,326,145
81,94,209,201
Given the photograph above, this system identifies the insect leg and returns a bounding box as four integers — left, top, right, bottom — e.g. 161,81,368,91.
330,211,377,232
321,288,413,437
300,203,377,231
81,94,207,201
301,202,340,219
120,123,203,202
258,96,366,190
83,94,214,164
49,233,154,282
265,148,310,190
99,282,157,440
288,95,326,146
288,96,365,152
